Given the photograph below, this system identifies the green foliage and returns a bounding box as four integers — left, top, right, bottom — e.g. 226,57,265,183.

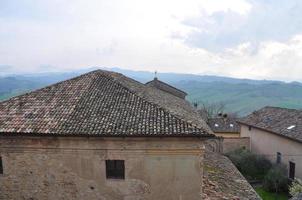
289,179,302,197
255,186,288,200
263,164,289,193
226,148,272,180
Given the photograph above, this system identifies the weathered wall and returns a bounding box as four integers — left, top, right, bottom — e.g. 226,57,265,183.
222,137,250,153
241,125,302,179
0,136,204,200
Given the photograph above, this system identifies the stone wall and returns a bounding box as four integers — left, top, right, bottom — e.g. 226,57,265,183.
0,136,204,200
222,137,250,153
214,132,240,138
146,79,186,99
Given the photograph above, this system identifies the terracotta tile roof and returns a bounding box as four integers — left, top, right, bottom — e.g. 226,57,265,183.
0,70,214,137
203,151,260,200
208,117,240,133
238,106,302,143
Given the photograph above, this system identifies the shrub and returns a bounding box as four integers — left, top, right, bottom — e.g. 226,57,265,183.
263,164,288,193
226,148,272,180
289,178,302,197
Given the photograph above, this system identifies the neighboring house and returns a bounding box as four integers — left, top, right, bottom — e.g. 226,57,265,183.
208,116,240,138
0,70,259,200
208,116,250,153
238,106,302,180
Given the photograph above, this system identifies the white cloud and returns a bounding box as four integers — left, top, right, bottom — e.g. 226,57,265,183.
0,0,302,82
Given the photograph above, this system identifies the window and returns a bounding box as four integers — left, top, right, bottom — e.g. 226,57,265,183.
276,152,281,164
0,157,3,174
248,126,252,131
106,160,125,179
289,161,296,180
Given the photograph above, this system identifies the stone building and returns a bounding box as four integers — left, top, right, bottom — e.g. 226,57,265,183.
238,106,302,179
145,77,187,99
0,70,259,200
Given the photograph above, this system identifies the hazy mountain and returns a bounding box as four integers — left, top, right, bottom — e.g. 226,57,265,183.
0,67,301,116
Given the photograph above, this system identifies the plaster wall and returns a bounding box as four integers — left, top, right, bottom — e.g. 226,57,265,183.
0,136,204,200
222,137,250,153
241,125,302,179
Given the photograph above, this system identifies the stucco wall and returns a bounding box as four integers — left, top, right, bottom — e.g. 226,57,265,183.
222,137,250,153
0,136,204,200
241,125,302,179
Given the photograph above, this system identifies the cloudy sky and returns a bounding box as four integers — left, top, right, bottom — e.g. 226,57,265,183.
1,0,302,81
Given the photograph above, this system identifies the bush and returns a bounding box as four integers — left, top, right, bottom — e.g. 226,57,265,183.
226,148,272,180
263,164,288,193
289,178,302,197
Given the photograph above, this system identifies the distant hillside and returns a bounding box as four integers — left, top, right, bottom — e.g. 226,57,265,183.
1,67,302,116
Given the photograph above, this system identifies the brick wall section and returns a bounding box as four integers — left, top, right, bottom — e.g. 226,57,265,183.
222,137,250,153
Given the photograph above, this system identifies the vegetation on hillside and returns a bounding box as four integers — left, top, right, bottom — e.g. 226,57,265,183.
1,68,302,116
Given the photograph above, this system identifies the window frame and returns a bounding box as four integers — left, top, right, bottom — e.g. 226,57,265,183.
0,156,3,175
105,160,125,180
289,161,296,180
276,152,281,164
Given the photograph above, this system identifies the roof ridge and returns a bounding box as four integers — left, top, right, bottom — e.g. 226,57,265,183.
0,69,214,137
0,70,99,105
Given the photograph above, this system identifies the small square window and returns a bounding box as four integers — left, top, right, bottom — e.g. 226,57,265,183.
0,157,3,174
106,160,125,179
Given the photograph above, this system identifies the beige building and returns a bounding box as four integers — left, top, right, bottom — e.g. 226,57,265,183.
0,70,259,199
238,106,302,179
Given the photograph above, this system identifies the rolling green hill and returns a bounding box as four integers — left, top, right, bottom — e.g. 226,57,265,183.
173,81,302,115
1,68,302,116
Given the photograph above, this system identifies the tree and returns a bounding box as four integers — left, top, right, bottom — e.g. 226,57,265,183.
289,178,302,197
263,164,288,194
226,148,271,181
195,101,226,122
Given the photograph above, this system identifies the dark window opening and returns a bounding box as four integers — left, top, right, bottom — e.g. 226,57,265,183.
106,160,124,179
0,157,3,174
248,126,252,131
276,152,281,164
289,161,295,180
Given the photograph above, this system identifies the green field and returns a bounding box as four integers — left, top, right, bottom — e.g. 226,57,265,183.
255,187,288,200
174,81,302,116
